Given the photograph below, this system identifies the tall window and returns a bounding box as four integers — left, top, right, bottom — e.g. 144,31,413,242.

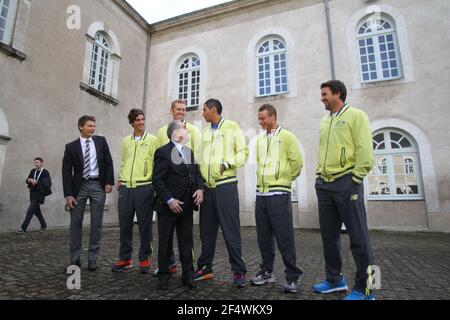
357,15,402,83
89,33,111,93
0,0,17,44
256,37,288,96
177,55,200,109
368,129,423,200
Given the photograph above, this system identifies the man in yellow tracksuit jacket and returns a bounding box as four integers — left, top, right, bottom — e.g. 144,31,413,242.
154,99,202,276
112,109,157,274
194,99,249,287
250,104,304,294
156,99,202,156
313,80,376,300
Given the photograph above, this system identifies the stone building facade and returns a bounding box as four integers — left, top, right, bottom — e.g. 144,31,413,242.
1,0,449,232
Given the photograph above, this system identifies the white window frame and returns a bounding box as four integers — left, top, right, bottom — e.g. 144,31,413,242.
368,129,424,201
89,32,111,94
0,0,18,45
177,55,200,109
81,22,121,101
256,37,288,97
356,16,402,84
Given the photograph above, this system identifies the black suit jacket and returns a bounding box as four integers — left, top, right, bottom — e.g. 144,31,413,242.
26,168,52,204
153,142,204,214
62,135,114,198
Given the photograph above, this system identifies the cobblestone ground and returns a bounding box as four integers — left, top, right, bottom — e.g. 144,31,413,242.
1,224,449,300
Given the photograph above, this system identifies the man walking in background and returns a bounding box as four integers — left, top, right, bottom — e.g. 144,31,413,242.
17,157,52,233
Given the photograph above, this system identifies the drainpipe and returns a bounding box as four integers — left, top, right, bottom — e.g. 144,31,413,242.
142,30,152,110
324,0,336,80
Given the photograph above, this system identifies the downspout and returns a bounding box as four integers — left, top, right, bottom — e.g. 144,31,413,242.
142,29,152,110
324,0,336,80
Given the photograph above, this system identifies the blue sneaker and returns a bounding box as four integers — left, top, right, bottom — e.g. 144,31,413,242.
344,290,375,300
313,278,348,294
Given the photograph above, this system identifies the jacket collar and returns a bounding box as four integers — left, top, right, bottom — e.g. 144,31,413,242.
211,118,225,131
331,103,350,118
131,131,148,141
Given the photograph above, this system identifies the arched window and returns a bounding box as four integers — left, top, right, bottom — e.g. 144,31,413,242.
256,37,288,96
89,32,111,93
81,23,121,105
177,55,200,109
0,0,18,44
368,129,423,200
357,15,402,83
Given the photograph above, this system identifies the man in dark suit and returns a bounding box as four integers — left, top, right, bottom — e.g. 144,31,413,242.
62,115,114,272
16,157,52,233
153,120,204,290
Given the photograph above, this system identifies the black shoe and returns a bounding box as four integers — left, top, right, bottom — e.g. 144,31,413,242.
159,274,171,290
182,279,197,289
88,261,97,272
159,280,169,290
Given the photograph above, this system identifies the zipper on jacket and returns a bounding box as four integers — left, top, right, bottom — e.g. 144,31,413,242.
261,136,271,191
275,161,280,180
208,133,214,186
129,139,138,187
323,118,334,177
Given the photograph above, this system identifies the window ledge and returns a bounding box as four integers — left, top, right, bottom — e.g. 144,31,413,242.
80,82,119,106
0,42,26,61
255,92,290,102
0,134,12,142
186,106,199,112
368,197,424,201
360,77,411,89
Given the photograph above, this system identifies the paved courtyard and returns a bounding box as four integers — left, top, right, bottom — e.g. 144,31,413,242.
1,224,449,300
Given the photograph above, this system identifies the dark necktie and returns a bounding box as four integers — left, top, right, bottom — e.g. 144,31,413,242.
83,140,91,179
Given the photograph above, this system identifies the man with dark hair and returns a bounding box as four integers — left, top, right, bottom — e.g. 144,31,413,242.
112,108,157,274
320,80,347,103
313,80,376,300
62,115,114,272
154,99,202,276
153,120,204,290
194,98,249,287
16,157,52,233
250,104,304,293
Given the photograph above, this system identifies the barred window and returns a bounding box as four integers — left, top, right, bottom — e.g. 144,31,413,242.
89,33,111,93
357,15,402,83
177,55,200,109
368,130,423,200
256,37,288,96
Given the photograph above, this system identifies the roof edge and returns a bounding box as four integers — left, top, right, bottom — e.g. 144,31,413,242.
149,0,273,33
114,0,151,31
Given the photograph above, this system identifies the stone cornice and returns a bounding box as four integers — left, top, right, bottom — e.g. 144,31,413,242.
149,0,273,33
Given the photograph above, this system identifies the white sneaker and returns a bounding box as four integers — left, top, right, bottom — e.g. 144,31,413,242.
283,281,298,293
250,270,276,286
